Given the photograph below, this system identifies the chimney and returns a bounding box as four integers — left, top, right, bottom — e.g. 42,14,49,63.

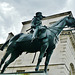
6,32,14,41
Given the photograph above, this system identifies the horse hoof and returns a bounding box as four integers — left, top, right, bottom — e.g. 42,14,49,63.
0,48,3,51
44,69,47,73
35,67,38,71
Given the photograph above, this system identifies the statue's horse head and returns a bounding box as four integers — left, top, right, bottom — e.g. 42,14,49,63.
66,16,75,28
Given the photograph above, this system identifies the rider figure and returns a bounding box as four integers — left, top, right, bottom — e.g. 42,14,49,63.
31,12,45,40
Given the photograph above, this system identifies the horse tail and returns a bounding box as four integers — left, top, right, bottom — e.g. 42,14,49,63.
0,39,10,51
0,33,23,51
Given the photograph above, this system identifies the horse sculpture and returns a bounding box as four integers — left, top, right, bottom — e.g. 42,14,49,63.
0,16,75,73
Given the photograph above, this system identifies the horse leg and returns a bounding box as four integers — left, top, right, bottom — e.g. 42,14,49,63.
0,40,9,51
44,48,54,72
35,42,48,71
1,50,21,73
0,45,14,69
0,50,11,69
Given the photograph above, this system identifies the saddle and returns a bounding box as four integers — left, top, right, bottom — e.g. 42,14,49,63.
36,26,47,40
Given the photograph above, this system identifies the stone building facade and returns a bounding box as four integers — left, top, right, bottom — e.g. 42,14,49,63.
0,11,75,75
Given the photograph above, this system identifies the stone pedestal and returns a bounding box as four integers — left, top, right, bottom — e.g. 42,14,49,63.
0,71,48,75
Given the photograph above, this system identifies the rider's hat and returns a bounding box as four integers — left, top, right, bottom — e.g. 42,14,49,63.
36,12,45,18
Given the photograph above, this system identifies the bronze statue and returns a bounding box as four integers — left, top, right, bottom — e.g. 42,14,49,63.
0,14,75,73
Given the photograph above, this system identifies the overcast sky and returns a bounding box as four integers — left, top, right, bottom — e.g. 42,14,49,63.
0,0,75,43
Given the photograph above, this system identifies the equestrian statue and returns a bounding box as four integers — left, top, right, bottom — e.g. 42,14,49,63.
0,12,75,73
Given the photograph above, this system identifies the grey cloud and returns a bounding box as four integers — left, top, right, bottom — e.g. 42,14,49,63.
1,0,67,16
0,0,74,43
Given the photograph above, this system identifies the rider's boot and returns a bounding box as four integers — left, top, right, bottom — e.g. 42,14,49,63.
31,28,38,42
31,37,36,42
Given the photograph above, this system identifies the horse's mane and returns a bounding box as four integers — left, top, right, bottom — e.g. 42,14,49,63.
49,19,63,28
48,17,66,31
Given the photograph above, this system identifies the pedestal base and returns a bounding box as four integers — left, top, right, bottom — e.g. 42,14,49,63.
0,71,48,75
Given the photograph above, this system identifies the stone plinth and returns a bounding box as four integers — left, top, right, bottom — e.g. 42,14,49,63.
0,71,47,75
